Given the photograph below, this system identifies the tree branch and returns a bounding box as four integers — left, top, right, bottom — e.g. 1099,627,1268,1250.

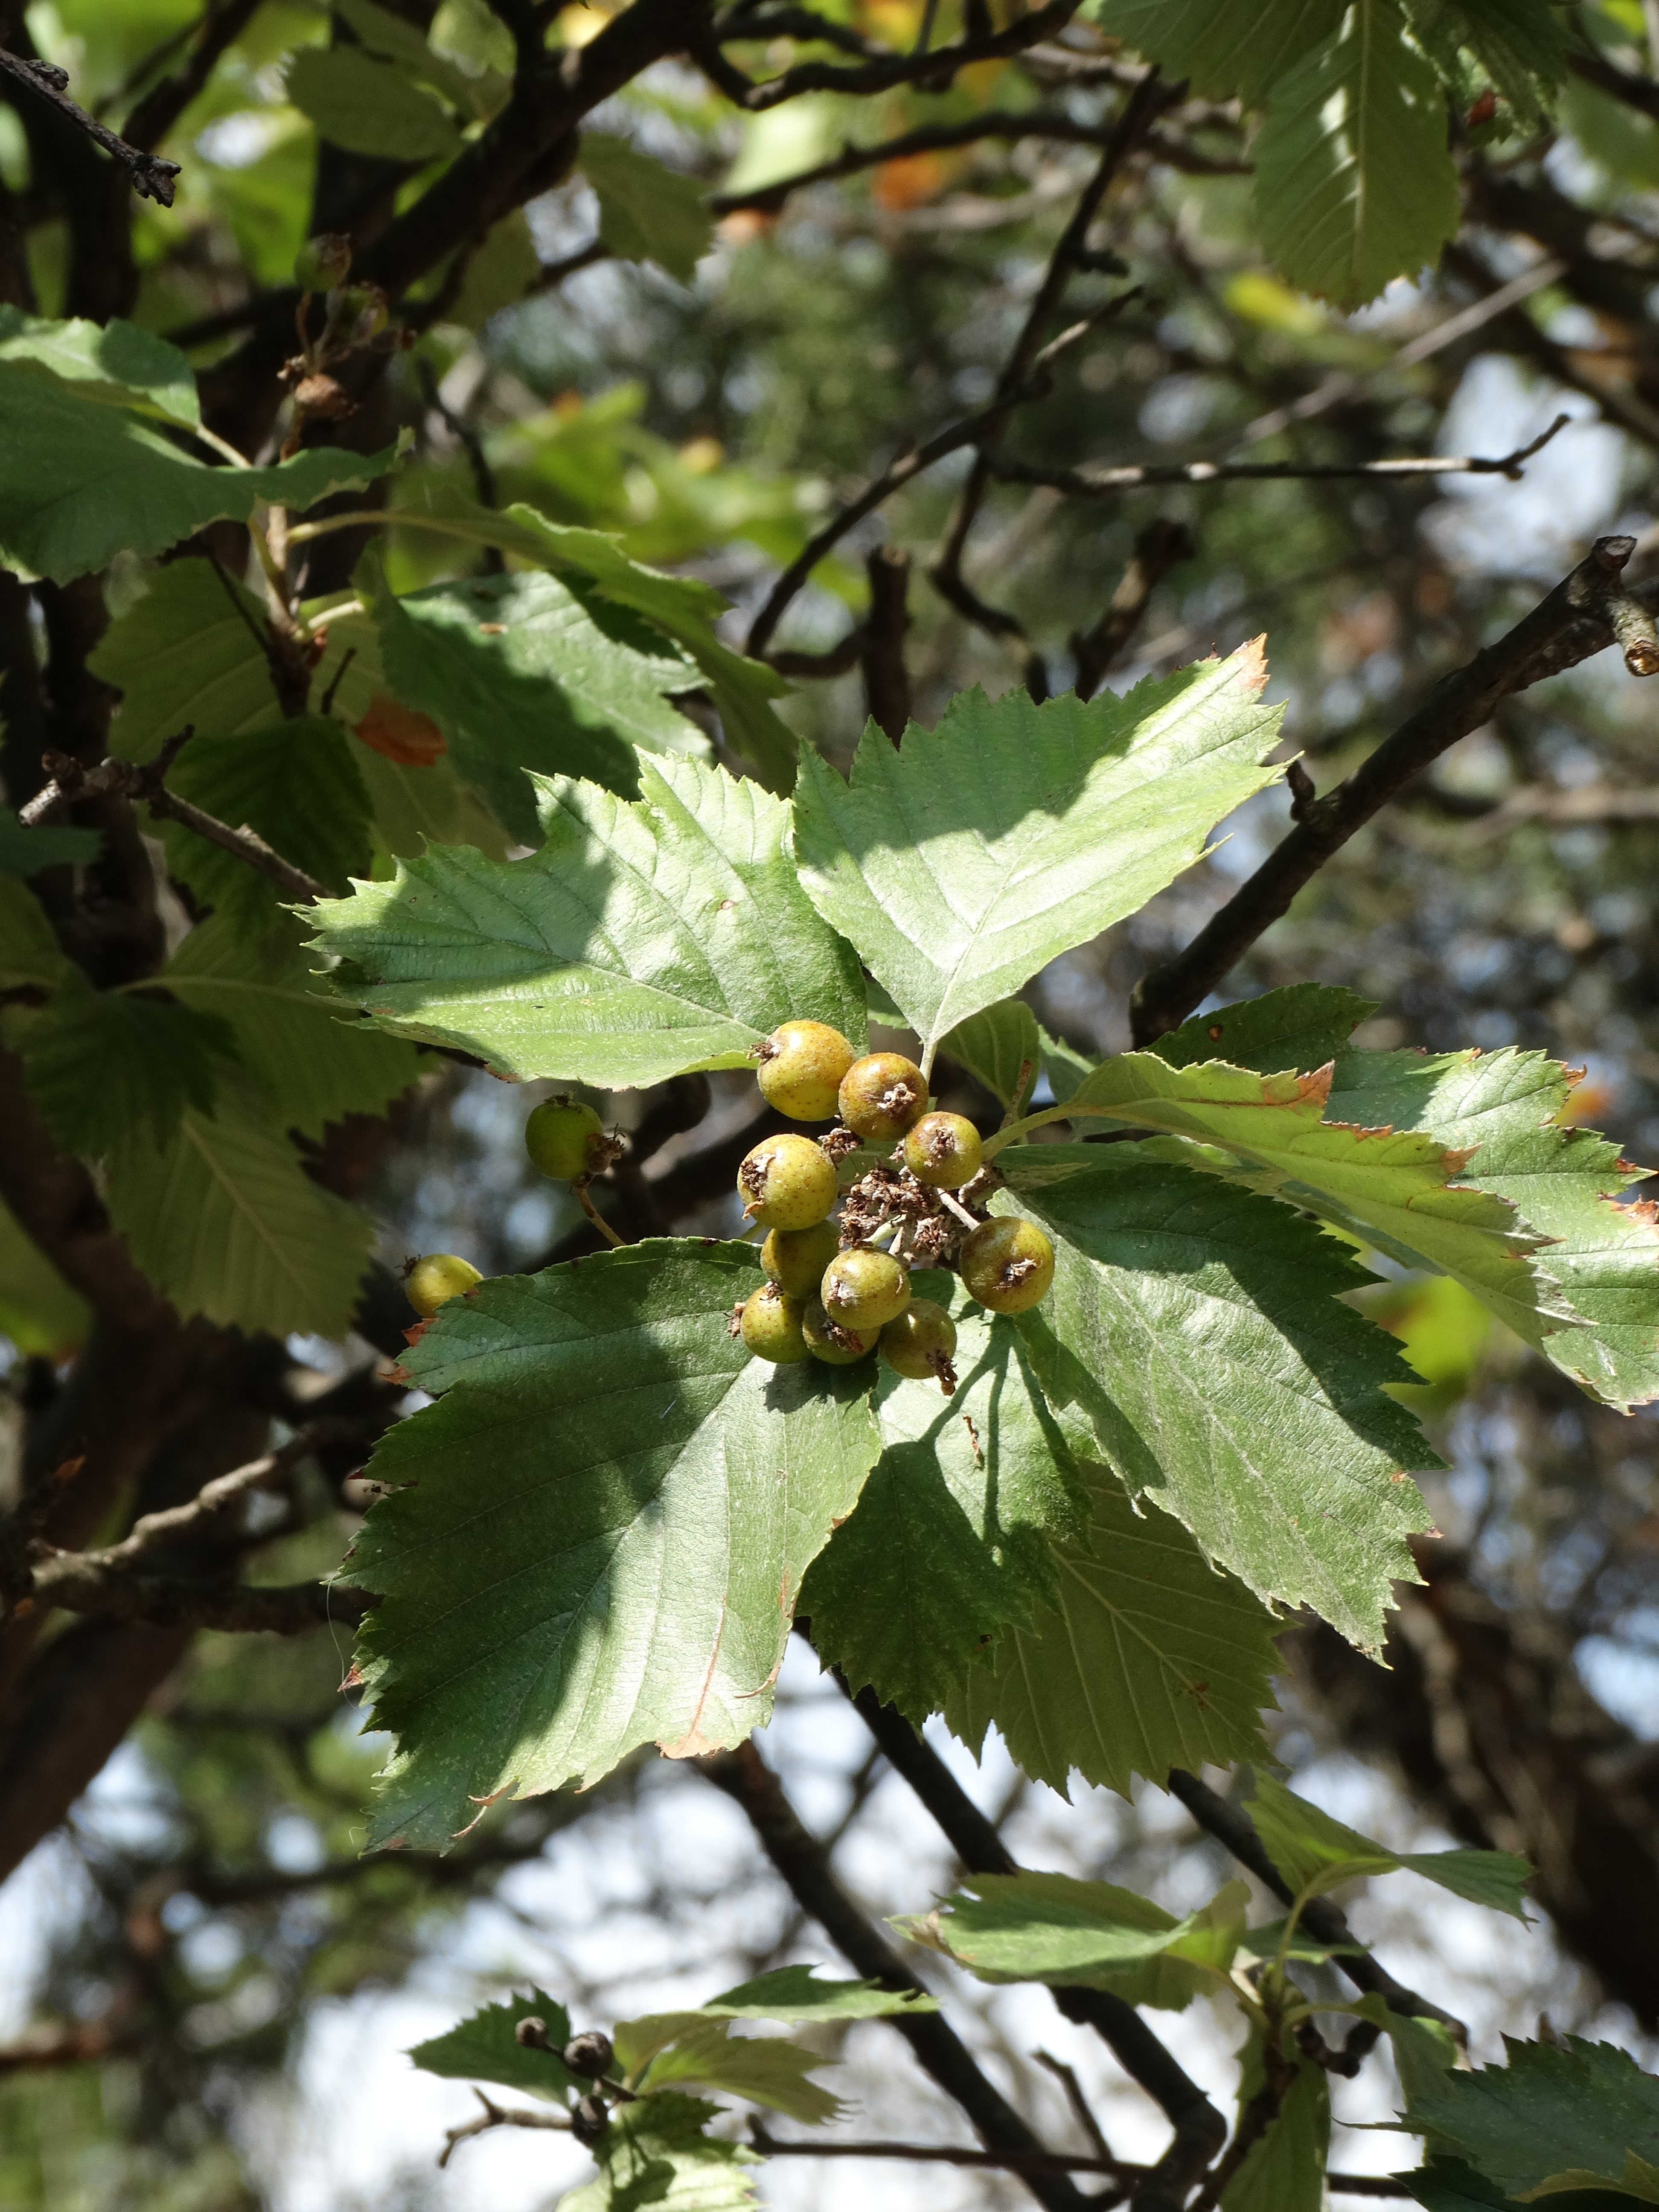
722,2,1084,110
122,0,265,153
699,1738,1089,2212
439,2087,571,2169
18,1560,372,1636
0,47,180,204
1073,518,1194,700
1129,534,1657,1044
862,543,912,742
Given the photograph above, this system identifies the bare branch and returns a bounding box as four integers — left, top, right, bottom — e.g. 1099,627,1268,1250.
713,2,1084,110
439,2087,571,2169
1129,534,1656,1044
1073,518,1194,700
17,1562,373,1636
0,47,180,204
862,544,913,742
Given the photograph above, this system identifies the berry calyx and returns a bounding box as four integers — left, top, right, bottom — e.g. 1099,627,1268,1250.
405,1253,482,1316
902,1111,984,1189
821,1245,911,1332
754,1019,857,1121
880,1299,959,1394
762,1219,841,1302
837,1052,928,1142
736,1133,839,1230
802,1301,879,1365
959,1218,1056,1314
739,1283,811,1364
525,1094,606,1181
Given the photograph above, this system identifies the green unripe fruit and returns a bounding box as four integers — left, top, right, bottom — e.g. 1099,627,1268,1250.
802,1300,879,1365
821,1245,911,1332
837,1051,928,1142
525,1095,606,1180
959,1218,1056,1314
754,1019,857,1120
294,231,352,291
737,1133,839,1230
762,1219,841,1301
880,1299,959,1392
406,1252,482,1316
903,1110,984,1189
739,1283,811,1364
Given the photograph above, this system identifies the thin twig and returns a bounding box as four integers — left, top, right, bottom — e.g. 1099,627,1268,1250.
0,46,180,204
720,2,1083,111
14,1566,372,1636
439,2087,571,2169
1033,2051,1116,2165
862,543,912,742
1073,518,1194,699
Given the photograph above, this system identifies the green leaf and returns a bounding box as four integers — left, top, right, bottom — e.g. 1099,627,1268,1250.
938,997,1041,1109
0,805,99,876
1221,2052,1331,2212
1045,1053,1567,1354
335,0,487,111
308,751,867,1086
800,1275,1082,1722
160,915,425,1142
448,208,540,329
1326,1047,1659,1411
1408,2037,1659,2199
408,1989,575,2098
1086,0,1346,107
791,647,1282,1073
1152,984,1376,1077
580,134,716,283
0,367,400,584
699,1968,937,2022
20,969,237,1154
349,1244,882,1849
1403,0,1566,126
902,1870,1248,2005
104,1083,374,1337
0,307,200,427
1348,1992,1461,2111
0,1197,89,1359
285,46,462,163
373,566,702,844
1013,1151,1436,1649
1252,0,1462,307
1398,2160,1524,2212
560,2092,759,2212
1246,1771,1532,1915
612,2017,838,2123
93,560,282,764
944,1461,1280,1798
158,719,374,927
0,879,69,991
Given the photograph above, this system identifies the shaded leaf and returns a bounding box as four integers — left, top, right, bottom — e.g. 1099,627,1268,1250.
0,879,68,991
409,1989,575,2098
1247,1771,1532,1916
105,1083,373,1337
1221,2050,1330,2212
1152,984,1376,1077
938,997,1041,1109
0,306,200,427
792,648,1282,1071
158,719,373,927
93,559,282,764
699,1968,937,2022
613,2016,838,2123
560,2092,759,2212
0,805,100,876
1408,2037,1659,2200
1086,0,1346,107
1403,0,1566,126
1014,1151,1436,1649
285,46,462,163
0,1197,89,1359
581,134,716,282
348,1245,883,1848
20,969,236,1154
801,1275,1082,1722
944,1461,1280,1798
309,752,866,1087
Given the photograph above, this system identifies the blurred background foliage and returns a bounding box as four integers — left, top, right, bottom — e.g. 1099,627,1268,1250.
6,1,1659,2205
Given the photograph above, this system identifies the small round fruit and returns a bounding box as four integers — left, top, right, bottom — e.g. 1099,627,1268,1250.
880,1299,959,1392
903,1110,984,1189
736,1133,839,1230
754,1019,857,1120
762,1219,841,1302
802,1300,879,1365
959,1218,1056,1314
525,1094,605,1180
821,1245,911,1332
739,1283,811,1364
406,1253,482,1316
837,1052,928,1142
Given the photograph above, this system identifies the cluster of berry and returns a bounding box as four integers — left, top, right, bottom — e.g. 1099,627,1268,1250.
733,1020,1054,1391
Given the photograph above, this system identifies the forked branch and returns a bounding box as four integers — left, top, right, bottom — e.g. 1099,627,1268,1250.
0,46,180,204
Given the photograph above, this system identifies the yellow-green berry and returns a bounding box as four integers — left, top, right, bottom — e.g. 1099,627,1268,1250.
821,1245,911,1332
737,1133,838,1231
754,1019,858,1121
294,231,352,291
802,1300,879,1365
525,1094,605,1180
837,1051,928,1142
739,1283,811,1364
406,1253,482,1316
879,1299,958,1393
902,1111,983,1189
959,1218,1055,1314
762,1219,841,1302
